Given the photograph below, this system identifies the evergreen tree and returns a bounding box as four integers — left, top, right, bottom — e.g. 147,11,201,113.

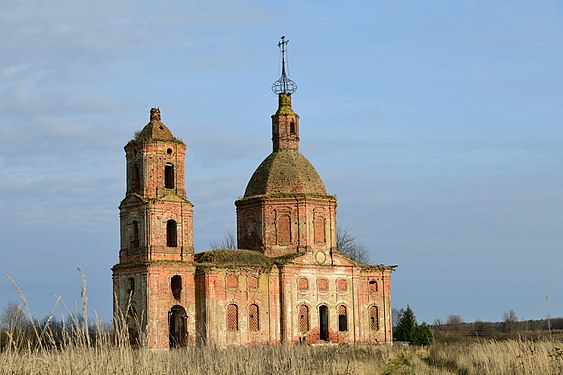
394,305,417,342
413,321,434,346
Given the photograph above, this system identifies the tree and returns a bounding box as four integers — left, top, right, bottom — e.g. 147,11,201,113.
394,306,434,345
0,302,28,333
394,305,417,342
503,309,518,333
336,226,369,263
209,231,237,249
414,322,434,346
445,314,466,333
392,307,405,328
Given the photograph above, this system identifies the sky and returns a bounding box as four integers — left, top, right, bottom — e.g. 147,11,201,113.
1,0,563,325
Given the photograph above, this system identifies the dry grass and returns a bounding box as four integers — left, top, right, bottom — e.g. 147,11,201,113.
429,339,563,375
0,344,379,375
4,275,563,374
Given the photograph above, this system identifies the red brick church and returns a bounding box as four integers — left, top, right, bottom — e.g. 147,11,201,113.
112,39,395,348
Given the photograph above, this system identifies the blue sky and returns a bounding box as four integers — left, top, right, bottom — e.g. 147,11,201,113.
1,0,563,324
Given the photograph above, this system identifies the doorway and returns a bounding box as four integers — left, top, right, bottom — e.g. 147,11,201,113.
319,305,329,341
169,305,187,348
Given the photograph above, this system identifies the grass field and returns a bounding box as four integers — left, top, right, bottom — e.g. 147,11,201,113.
1,280,560,374
4,337,563,374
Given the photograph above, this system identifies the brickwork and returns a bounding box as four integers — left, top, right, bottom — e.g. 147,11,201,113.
113,98,395,349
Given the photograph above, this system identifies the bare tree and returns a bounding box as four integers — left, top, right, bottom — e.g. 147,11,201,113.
0,302,28,333
503,309,518,333
336,226,370,263
443,314,468,335
209,231,237,250
392,307,405,328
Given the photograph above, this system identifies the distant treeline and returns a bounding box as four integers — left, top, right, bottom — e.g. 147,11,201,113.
431,316,563,342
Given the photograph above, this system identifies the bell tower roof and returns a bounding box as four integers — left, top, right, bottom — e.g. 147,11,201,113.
136,107,175,141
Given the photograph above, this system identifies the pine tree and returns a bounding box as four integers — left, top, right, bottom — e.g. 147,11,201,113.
394,305,417,342
413,321,434,346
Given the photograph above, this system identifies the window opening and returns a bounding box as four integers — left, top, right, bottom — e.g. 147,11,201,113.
227,304,239,331
248,304,259,331
130,221,140,250
132,165,140,191
169,305,187,348
338,305,347,332
368,280,378,294
369,305,379,331
165,163,175,188
298,304,309,332
290,121,295,135
319,305,329,341
171,275,182,300
167,220,177,247
126,277,135,297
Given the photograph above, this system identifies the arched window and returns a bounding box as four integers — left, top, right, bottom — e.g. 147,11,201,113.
368,279,378,294
126,277,135,297
248,276,259,290
314,214,326,244
337,279,347,293
298,304,309,332
167,220,177,247
132,165,140,191
290,121,296,135
165,163,175,188
338,305,348,332
248,304,259,331
171,275,182,300
277,215,291,244
317,278,329,292
227,304,239,331
130,221,140,250
369,305,379,331
226,275,238,289
297,277,309,291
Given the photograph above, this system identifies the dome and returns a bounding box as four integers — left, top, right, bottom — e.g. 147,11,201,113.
244,150,328,197
134,108,175,141
136,121,174,141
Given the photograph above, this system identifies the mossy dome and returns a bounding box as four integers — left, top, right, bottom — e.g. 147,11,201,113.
135,108,174,141
244,150,328,197
136,121,174,141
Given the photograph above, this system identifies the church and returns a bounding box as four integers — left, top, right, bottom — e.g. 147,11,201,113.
112,38,396,348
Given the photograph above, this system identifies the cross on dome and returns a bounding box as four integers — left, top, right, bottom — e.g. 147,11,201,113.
271,36,297,95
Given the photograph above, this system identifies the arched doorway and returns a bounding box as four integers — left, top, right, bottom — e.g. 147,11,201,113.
319,305,329,341
127,306,139,347
168,305,187,348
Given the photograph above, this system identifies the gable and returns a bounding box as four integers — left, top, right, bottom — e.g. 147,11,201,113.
281,251,359,267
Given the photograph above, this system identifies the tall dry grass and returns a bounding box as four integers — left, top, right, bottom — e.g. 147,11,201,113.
4,273,562,374
429,339,563,375
1,273,409,375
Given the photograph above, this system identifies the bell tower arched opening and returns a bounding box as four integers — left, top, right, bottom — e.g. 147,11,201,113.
169,305,187,348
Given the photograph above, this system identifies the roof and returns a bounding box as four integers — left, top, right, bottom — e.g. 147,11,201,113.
135,120,174,141
243,150,328,197
195,249,274,269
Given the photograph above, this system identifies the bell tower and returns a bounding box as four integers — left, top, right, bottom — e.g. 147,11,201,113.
113,108,196,348
119,107,193,262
